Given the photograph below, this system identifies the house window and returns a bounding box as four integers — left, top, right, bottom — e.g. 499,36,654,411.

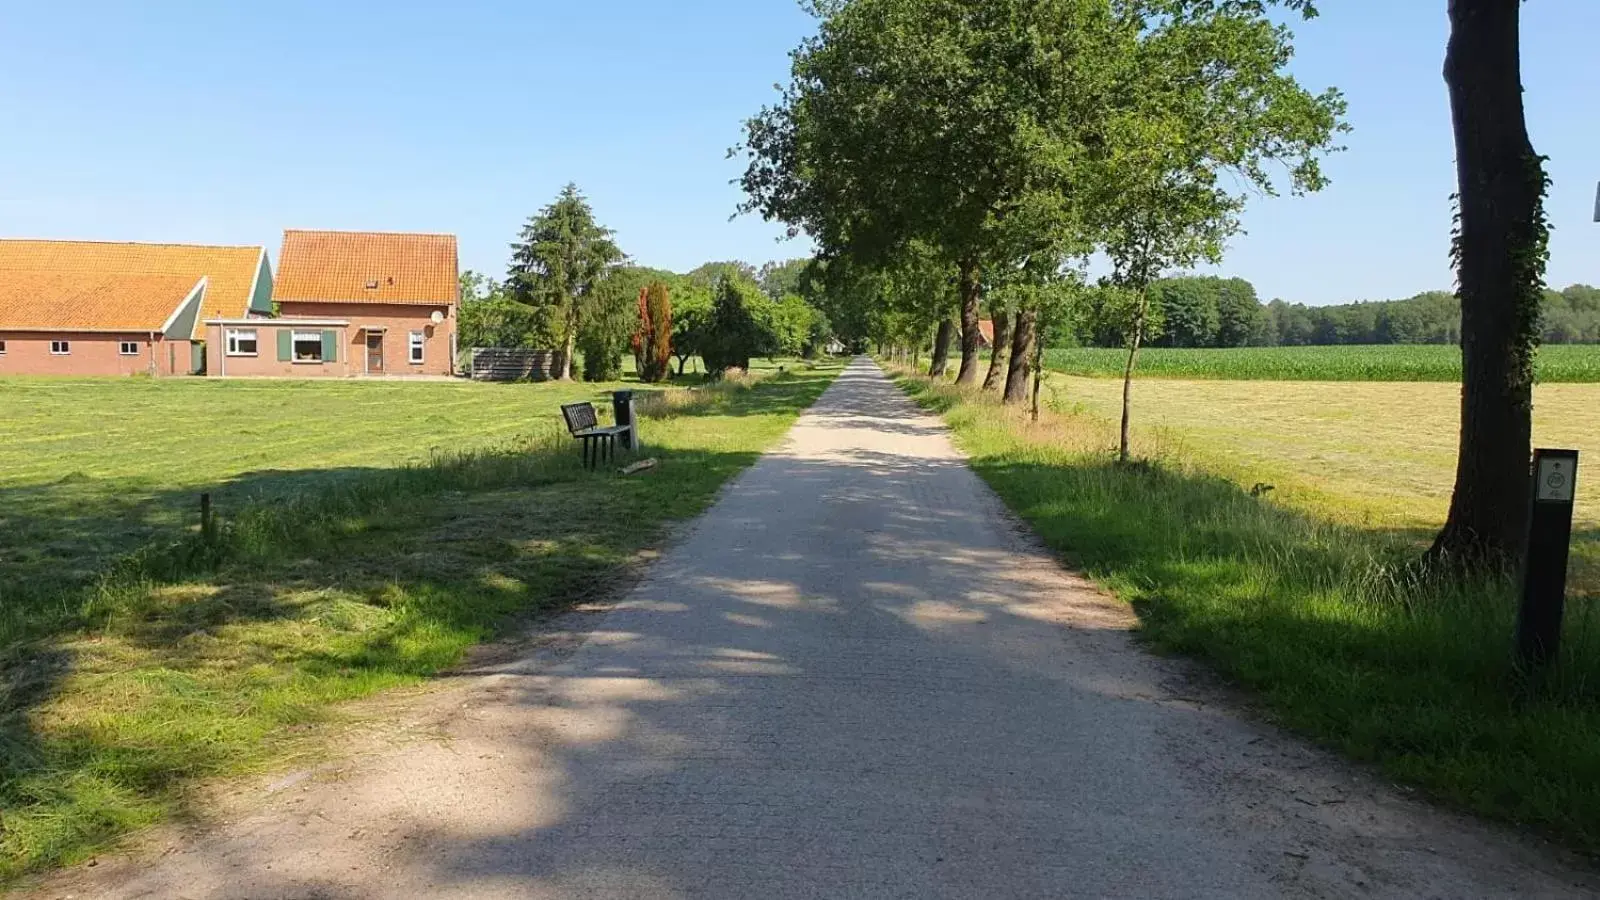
0,340,7,354
292,331,324,362
50,340,70,355
409,331,424,364
119,340,140,356
226,328,258,356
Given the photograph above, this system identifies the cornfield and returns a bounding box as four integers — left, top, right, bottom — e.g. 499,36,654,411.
1043,344,1600,382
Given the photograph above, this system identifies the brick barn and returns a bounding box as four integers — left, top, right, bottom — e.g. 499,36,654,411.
0,240,271,376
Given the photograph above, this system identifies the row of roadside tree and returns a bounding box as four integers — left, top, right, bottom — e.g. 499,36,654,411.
737,0,1347,460
736,0,1564,570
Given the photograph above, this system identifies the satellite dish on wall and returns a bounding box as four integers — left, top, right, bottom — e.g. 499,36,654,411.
430,310,445,325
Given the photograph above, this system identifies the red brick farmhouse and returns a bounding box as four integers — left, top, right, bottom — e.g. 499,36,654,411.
205,230,458,378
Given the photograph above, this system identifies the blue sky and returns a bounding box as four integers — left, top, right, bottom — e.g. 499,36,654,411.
0,1,1595,306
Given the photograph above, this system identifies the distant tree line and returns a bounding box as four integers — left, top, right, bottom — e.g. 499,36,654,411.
1069,275,1600,348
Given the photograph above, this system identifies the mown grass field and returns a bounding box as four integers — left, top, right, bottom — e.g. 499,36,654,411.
1051,375,1599,593
0,359,781,617
1,378,595,611
894,364,1600,853
1044,343,1600,382
0,362,837,885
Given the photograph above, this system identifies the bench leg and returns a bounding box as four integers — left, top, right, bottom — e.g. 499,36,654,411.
582,436,593,470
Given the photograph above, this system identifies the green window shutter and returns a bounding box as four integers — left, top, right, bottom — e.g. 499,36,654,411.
322,330,338,363
277,329,292,361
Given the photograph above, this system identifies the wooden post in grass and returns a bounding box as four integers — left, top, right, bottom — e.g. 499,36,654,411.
1516,449,1578,669
200,492,215,544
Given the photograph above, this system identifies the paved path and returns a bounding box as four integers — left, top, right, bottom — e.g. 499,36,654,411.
40,359,1595,899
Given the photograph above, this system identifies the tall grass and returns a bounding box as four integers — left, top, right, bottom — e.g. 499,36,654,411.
1044,343,1600,382
892,365,1600,853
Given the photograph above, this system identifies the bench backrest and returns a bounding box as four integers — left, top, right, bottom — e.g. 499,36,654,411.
561,402,599,434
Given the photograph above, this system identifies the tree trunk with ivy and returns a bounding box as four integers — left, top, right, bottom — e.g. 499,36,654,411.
955,260,983,385
929,317,954,377
1430,0,1549,570
1004,307,1036,404
982,309,1011,391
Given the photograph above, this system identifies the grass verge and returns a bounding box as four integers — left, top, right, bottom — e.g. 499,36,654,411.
890,364,1600,855
0,365,838,885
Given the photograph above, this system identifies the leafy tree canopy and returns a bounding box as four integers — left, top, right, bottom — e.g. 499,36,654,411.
739,0,1345,388
758,259,812,302
702,278,771,375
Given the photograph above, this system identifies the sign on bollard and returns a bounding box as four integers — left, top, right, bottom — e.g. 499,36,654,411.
1516,449,1578,669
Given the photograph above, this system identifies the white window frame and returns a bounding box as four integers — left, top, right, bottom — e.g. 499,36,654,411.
292,330,324,363
119,340,140,356
225,328,259,357
50,340,71,355
408,331,424,365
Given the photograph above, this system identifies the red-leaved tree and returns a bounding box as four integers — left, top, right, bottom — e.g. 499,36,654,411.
633,281,673,382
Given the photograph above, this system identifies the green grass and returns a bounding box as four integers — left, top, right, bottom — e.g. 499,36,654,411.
892,365,1600,855
1043,344,1600,382
0,362,838,885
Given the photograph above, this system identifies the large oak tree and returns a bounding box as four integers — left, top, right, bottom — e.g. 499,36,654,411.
1430,0,1550,570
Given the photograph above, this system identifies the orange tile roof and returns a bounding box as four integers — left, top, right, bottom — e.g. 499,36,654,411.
0,271,200,332
0,240,265,337
274,230,458,306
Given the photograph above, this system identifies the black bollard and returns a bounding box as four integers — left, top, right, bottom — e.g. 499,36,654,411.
1516,449,1579,669
612,390,638,451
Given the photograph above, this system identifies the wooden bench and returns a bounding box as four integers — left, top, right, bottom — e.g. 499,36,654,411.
561,402,633,470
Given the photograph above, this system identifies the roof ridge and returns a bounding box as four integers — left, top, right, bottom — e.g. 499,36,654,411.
282,229,457,238
0,238,265,251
